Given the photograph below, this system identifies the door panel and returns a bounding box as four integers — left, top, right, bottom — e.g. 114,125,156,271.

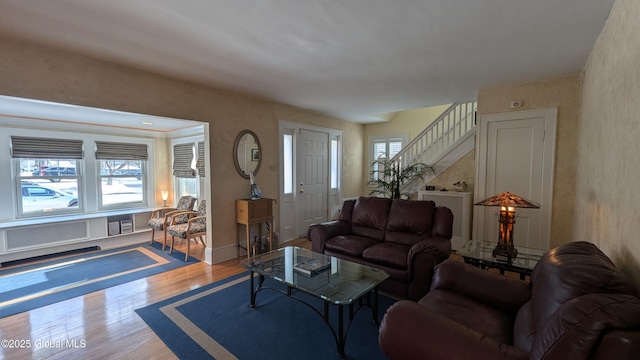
475,108,556,250
296,129,328,236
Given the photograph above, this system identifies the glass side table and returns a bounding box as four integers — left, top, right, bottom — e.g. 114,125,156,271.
457,240,546,280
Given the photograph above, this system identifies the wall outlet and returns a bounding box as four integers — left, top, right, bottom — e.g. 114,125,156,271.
510,100,522,108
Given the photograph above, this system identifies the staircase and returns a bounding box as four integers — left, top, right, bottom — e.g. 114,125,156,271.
390,101,477,194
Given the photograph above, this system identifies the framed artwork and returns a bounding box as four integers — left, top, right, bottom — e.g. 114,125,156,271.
251,149,260,161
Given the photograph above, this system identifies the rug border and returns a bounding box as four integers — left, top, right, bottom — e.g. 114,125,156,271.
160,274,248,359
135,272,248,360
136,273,394,360
0,242,198,318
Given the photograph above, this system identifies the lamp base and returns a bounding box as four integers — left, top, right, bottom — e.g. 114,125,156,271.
492,244,518,258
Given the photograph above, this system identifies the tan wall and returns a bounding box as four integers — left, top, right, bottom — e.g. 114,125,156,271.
362,104,451,194
0,35,363,258
427,150,475,192
364,104,451,139
576,0,640,288
477,75,581,249
152,137,172,206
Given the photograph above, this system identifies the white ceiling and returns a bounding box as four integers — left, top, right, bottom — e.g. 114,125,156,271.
0,95,203,135
0,0,615,124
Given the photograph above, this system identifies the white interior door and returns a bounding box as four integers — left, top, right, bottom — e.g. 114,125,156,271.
296,129,329,236
474,108,557,250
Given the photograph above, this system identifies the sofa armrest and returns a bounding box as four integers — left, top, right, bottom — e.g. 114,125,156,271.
408,236,451,268
307,221,351,253
431,259,531,314
432,206,454,239
379,300,529,360
531,293,640,360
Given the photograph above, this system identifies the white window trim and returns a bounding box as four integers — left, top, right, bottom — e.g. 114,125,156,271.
367,133,409,184
97,159,148,210
14,158,84,218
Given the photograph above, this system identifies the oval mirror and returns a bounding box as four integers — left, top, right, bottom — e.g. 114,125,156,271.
233,129,261,179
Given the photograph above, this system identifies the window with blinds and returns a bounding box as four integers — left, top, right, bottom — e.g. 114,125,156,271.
171,138,204,203
96,141,148,208
196,141,205,177
370,136,406,181
173,143,197,178
11,136,83,216
373,138,403,160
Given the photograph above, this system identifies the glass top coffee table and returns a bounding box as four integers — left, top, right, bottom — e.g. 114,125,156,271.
457,240,546,280
240,246,389,356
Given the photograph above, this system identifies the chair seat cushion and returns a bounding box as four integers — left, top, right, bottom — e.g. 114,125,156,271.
167,222,206,239
419,289,515,345
148,218,165,230
325,235,380,258
362,243,410,269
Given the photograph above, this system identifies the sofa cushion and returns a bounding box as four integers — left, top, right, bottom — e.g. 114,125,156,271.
419,289,515,345
350,197,392,241
338,199,356,222
362,242,410,269
324,235,380,258
385,199,435,246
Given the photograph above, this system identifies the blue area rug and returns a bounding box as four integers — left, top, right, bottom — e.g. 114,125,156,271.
0,242,198,318
136,273,395,359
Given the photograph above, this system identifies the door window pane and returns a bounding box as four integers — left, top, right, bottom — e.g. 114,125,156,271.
283,134,293,194
330,139,338,189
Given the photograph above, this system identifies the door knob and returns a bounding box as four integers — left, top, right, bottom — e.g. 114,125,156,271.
300,188,304,193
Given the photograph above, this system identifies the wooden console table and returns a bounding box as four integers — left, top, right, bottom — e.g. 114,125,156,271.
236,198,274,258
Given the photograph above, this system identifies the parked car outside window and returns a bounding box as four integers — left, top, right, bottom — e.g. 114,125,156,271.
20,181,78,213
34,166,77,182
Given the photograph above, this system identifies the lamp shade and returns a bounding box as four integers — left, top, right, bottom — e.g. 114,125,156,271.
475,191,540,209
475,191,540,258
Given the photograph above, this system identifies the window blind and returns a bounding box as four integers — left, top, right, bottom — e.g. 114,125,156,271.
196,141,205,177
373,138,403,160
373,141,387,160
11,136,83,159
389,140,403,158
95,141,148,160
173,143,196,178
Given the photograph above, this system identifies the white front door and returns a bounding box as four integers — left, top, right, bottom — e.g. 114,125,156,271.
296,129,329,236
474,108,557,250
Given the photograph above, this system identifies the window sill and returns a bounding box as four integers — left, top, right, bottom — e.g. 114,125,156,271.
0,207,157,229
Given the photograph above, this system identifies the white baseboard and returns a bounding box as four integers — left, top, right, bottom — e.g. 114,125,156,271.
210,243,239,264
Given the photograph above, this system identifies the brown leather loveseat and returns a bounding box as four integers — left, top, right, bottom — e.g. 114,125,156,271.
307,196,453,301
378,241,640,359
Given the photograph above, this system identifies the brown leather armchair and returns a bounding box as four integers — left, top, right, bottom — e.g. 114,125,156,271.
378,241,640,359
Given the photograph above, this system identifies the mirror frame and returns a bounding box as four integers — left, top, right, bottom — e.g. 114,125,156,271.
233,129,261,179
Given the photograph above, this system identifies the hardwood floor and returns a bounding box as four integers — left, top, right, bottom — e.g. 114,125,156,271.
0,237,311,360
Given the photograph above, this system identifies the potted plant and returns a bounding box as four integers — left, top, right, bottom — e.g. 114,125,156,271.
368,159,435,199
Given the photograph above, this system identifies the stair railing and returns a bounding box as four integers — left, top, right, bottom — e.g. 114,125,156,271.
392,101,477,170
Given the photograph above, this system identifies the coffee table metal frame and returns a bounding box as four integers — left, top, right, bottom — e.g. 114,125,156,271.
240,246,389,357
